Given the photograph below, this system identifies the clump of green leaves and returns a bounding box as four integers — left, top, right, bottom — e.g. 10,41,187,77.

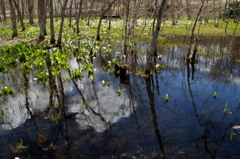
10,138,28,154
116,87,121,96
115,51,126,62
0,27,12,38
71,68,84,80
102,80,111,87
89,74,95,83
165,93,169,102
213,91,217,99
0,62,6,72
0,56,16,72
34,57,46,69
157,55,162,61
50,113,62,123
136,68,148,78
155,64,165,71
103,59,117,74
0,86,14,97
37,72,49,83
51,50,70,70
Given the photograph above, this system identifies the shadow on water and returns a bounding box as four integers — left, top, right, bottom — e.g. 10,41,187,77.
1,36,240,158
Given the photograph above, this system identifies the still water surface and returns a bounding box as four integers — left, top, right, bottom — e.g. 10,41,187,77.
1,37,240,158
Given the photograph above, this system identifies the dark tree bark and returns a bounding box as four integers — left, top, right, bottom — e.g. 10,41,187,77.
49,0,55,44
130,0,140,36
187,1,205,61
12,0,26,31
27,0,34,24
145,0,167,75
186,0,191,20
107,0,113,31
21,0,24,19
170,0,177,25
224,0,229,35
0,0,7,22
123,0,130,56
69,0,73,27
57,0,69,44
44,0,47,33
213,0,218,27
38,0,47,40
152,0,158,36
96,0,117,41
87,0,97,26
76,0,83,33
9,0,18,38
216,0,222,27
233,19,240,36
54,0,59,21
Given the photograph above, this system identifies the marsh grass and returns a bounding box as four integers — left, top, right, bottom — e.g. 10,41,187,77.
10,138,28,154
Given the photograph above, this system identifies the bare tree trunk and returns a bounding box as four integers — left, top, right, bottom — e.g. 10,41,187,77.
27,0,34,24
177,0,182,24
107,1,113,31
216,0,222,27
0,0,7,22
76,0,83,33
17,0,20,20
171,0,177,25
96,0,117,41
38,0,47,40
213,0,218,27
187,1,205,62
87,0,97,26
21,0,24,19
233,19,239,36
108,16,112,30
44,0,48,31
225,20,229,36
12,0,26,31
186,0,191,20
54,0,59,21
49,0,55,44
117,0,121,16
9,0,18,38
152,0,158,36
57,0,69,44
233,0,238,23
123,0,130,56
202,0,209,24
69,0,73,27
189,2,204,45
145,0,167,75
223,0,228,21
45,0,49,13
130,0,140,36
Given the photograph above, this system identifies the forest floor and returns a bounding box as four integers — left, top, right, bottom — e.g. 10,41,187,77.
0,37,30,46
0,18,239,46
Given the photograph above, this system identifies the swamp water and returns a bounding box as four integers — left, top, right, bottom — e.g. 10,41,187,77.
0,37,240,159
